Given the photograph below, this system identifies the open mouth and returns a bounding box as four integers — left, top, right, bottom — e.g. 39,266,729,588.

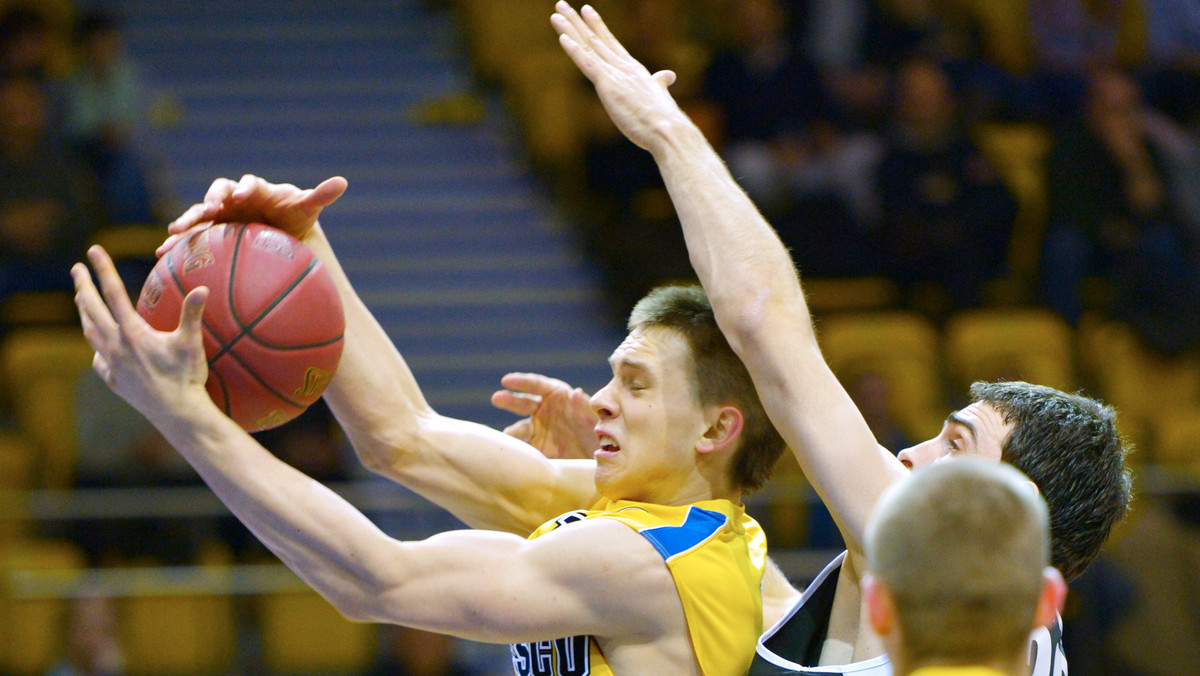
597,433,620,454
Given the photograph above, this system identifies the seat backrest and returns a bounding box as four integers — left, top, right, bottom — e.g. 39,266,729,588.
817,311,947,441
943,308,1077,394
0,538,86,675
0,328,96,488
257,588,379,675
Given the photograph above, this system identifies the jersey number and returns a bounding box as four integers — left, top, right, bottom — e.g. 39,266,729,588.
1028,626,1068,676
510,636,590,676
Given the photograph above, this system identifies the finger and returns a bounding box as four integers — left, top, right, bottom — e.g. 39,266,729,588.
232,174,261,199
579,4,630,62
86,246,138,325
72,261,118,348
491,390,541,417
499,372,570,396
167,202,210,234
653,69,677,88
552,6,595,70
303,176,348,210
202,177,239,211
92,352,112,384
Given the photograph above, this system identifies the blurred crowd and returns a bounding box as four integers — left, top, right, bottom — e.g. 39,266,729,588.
0,1,163,308
514,0,1200,356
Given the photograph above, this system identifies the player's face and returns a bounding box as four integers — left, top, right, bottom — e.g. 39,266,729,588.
589,326,709,503
896,402,1012,469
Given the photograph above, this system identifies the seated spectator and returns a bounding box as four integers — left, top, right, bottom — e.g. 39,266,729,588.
874,56,1016,314
64,10,159,225
1041,67,1200,354
699,0,825,219
1027,0,1128,121
577,0,706,318
0,5,67,133
0,74,103,302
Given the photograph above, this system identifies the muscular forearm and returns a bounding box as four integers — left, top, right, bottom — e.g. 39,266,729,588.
152,398,403,621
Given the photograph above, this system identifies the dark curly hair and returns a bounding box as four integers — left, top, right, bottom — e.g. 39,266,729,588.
970,381,1133,581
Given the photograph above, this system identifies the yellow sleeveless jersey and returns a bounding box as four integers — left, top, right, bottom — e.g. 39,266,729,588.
509,498,767,676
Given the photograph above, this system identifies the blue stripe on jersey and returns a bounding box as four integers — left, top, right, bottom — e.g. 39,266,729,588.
637,506,728,561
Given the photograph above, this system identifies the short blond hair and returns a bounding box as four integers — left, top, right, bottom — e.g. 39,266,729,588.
866,460,1050,665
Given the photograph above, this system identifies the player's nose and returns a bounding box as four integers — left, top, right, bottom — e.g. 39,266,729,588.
590,382,617,420
896,439,943,469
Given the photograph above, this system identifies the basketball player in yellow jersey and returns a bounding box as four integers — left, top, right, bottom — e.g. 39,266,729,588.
104,190,787,672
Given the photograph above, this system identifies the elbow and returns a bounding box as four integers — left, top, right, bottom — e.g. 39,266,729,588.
717,283,777,355
349,410,435,476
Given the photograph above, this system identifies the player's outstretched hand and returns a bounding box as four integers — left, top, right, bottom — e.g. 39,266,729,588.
72,245,211,427
491,372,598,460
551,2,684,152
159,175,348,256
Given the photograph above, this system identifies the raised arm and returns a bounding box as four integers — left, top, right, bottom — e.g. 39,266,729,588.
551,3,907,559
71,246,675,647
163,176,598,534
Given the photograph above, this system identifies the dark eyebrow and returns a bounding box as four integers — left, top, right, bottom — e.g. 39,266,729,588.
946,411,977,443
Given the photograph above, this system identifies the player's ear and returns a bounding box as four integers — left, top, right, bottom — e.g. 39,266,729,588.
863,574,895,636
697,406,743,454
1034,567,1068,629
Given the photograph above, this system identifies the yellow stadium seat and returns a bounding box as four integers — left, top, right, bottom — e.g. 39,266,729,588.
0,538,86,675
943,308,1077,393
1148,408,1200,470
0,328,96,488
119,587,237,676
257,588,378,674
500,49,594,175
817,311,947,440
1078,318,1200,459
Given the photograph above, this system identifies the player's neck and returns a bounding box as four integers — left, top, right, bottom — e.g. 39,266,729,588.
901,653,1026,676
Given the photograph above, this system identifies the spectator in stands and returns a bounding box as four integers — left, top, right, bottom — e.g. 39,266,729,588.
0,74,103,302
1140,0,1200,126
0,5,66,131
578,0,706,318
64,9,158,225
699,0,825,219
45,596,125,676
1041,66,1200,354
874,56,1016,314
1027,0,1128,121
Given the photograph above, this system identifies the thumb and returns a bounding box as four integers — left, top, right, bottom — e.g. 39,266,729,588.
179,286,209,334
652,69,677,88
307,176,349,209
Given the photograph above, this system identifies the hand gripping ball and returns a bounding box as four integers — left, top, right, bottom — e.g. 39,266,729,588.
137,223,345,431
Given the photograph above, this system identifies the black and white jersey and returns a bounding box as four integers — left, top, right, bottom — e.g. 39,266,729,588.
748,552,1068,676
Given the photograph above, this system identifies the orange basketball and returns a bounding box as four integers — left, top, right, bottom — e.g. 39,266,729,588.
137,223,344,431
